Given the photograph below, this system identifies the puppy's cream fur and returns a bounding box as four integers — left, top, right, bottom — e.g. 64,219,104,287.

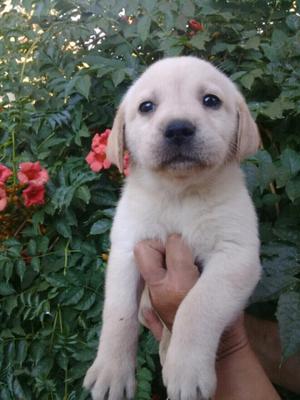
84,57,261,400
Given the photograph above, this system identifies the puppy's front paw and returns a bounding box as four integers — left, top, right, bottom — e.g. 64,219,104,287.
83,356,135,400
162,347,216,400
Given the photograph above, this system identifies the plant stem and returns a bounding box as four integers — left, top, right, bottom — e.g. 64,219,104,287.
11,128,17,185
64,239,70,276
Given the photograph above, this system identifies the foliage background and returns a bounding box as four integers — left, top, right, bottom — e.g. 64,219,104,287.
0,0,300,399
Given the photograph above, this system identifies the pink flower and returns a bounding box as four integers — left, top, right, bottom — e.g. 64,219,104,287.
22,184,46,207
86,151,111,172
86,129,112,172
92,129,111,153
0,183,7,211
18,161,49,186
0,164,12,183
123,152,130,176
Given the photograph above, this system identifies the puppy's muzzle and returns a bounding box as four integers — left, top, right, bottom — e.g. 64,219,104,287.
164,120,195,146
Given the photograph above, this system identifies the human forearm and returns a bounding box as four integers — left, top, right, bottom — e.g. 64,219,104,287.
214,343,281,400
245,314,300,394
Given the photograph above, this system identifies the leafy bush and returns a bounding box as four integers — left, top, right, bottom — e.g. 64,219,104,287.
0,0,299,399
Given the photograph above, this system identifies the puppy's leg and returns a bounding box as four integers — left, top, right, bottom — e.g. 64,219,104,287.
84,247,140,400
163,248,261,400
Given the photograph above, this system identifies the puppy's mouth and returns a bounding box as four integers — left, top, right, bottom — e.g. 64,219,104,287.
158,153,204,170
163,154,198,166
152,139,212,172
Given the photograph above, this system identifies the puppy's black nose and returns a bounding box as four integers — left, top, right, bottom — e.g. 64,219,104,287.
164,120,195,145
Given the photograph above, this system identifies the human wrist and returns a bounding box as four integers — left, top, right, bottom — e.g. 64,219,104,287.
217,315,249,361
151,291,187,331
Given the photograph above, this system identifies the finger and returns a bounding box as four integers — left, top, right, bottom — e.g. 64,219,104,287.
165,234,198,276
142,308,163,341
134,240,166,285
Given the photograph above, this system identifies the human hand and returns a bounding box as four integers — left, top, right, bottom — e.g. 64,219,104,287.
134,234,248,356
134,234,199,334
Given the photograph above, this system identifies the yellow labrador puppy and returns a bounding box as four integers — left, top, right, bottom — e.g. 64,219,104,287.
84,56,261,400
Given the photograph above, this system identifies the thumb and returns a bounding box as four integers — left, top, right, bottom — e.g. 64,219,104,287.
134,239,166,285
165,234,199,279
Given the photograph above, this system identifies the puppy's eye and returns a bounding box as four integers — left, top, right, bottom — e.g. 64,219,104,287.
203,94,222,109
139,101,155,113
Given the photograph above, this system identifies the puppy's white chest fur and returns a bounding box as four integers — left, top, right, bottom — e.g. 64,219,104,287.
111,162,258,265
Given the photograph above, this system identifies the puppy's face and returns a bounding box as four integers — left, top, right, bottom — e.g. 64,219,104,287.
107,57,260,175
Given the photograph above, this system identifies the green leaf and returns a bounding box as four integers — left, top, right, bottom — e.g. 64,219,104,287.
276,291,300,359
32,357,54,377
75,293,96,311
52,186,75,210
75,124,91,145
75,185,91,204
181,0,195,17
243,36,260,49
262,98,294,119
90,219,111,235
13,378,26,399
72,348,95,362
252,275,298,303
137,15,152,42
240,69,263,90
31,257,40,272
137,367,152,381
28,239,37,256
44,274,68,288
4,261,13,281
0,282,15,296
242,162,259,194
253,150,276,191
75,75,91,100
280,148,300,176
286,15,300,32
56,351,68,370
37,236,49,253
144,0,157,13
55,220,72,238
111,69,126,87
4,296,18,315
17,340,28,365
276,147,300,187
230,71,247,81
16,259,26,281
101,208,115,218
190,32,210,50
32,210,45,231
286,178,300,202
61,287,84,305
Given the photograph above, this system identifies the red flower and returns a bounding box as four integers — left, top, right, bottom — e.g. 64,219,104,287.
22,184,46,207
86,130,112,172
0,183,7,211
188,19,204,32
123,152,130,176
86,151,111,172
0,164,12,183
18,161,49,186
92,129,111,153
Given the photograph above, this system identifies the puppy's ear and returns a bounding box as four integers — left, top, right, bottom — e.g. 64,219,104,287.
236,98,261,161
107,103,125,172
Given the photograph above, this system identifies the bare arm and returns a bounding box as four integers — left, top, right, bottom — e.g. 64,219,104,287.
134,235,280,400
245,315,300,394
215,315,280,400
